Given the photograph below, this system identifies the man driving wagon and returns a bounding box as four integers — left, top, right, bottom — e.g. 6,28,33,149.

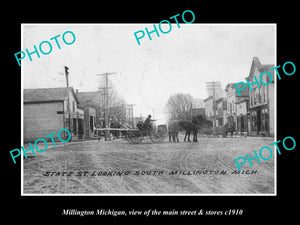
143,114,155,131
126,114,167,144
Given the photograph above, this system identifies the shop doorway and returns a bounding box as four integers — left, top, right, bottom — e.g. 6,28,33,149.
256,110,261,133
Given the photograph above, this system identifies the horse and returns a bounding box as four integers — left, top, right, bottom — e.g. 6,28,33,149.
168,117,200,142
168,120,180,142
179,118,198,142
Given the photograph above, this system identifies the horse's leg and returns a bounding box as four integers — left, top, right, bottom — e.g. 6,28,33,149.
176,132,179,142
184,132,187,142
187,132,191,142
169,132,172,142
193,131,198,142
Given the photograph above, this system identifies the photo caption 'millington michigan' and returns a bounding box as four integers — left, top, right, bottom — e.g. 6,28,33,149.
62,209,127,217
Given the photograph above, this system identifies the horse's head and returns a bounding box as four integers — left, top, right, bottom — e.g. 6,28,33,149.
191,116,205,130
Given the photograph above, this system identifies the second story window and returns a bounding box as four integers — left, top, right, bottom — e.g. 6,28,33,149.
253,87,261,105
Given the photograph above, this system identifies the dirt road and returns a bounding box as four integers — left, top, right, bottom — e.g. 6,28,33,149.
23,136,275,194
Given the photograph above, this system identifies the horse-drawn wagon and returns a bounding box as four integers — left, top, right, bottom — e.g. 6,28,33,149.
95,120,168,144
125,121,168,144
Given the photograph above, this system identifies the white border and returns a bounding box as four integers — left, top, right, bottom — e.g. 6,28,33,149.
21,23,277,196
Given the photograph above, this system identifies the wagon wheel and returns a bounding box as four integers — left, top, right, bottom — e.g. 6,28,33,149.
126,130,144,144
149,130,167,143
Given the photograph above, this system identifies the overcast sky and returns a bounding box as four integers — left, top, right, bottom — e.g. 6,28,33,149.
22,24,275,124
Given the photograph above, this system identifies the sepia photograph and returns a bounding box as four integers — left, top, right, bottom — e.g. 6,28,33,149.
21,23,276,195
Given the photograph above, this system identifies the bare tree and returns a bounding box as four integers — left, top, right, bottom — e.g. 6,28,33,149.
108,84,127,124
98,78,128,125
165,93,193,121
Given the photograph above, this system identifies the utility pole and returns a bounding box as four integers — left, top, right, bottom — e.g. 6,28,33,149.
64,66,71,137
96,72,117,140
213,82,216,130
127,104,136,128
206,81,221,132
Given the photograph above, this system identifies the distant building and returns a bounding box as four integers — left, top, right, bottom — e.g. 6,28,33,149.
203,96,214,121
225,83,238,130
191,108,206,117
76,106,85,139
215,98,227,127
75,91,102,127
235,85,249,135
76,91,98,138
76,90,129,131
225,82,251,133
191,98,205,118
246,57,274,137
23,87,82,142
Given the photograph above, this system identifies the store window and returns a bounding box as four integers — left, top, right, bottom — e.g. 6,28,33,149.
73,118,77,135
261,108,269,133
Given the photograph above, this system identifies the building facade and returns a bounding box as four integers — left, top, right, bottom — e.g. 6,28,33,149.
76,91,102,127
236,98,249,135
24,87,82,142
225,83,238,130
215,98,227,127
235,82,250,135
247,57,275,137
191,108,206,118
203,96,214,119
191,98,205,118
77,106,85,139
83,106,96,138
